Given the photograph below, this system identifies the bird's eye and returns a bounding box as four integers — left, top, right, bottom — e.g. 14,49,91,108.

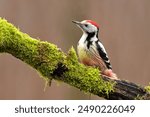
85,24,88,27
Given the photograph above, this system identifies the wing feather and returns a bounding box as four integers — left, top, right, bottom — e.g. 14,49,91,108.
88,45,107,71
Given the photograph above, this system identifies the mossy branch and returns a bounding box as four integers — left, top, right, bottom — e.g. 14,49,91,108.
0,18,150,100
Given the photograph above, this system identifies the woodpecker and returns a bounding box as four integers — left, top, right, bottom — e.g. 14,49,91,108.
72,20,117,79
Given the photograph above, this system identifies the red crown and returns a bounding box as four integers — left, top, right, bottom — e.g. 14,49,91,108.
86,20,99,28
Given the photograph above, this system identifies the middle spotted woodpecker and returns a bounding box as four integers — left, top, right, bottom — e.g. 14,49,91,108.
72,20,117,79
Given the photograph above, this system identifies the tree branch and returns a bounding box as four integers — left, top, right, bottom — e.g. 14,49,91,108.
0,18,150,99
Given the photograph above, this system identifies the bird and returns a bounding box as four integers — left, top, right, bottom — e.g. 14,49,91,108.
72,20,117,79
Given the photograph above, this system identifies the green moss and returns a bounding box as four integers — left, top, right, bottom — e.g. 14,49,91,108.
0,18,64,78
62,47,114,96
145,83,150,93
134,83,150,99
35,42,65,77
0,17,114,98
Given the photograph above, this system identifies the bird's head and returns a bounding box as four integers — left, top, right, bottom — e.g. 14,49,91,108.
72,20,99,34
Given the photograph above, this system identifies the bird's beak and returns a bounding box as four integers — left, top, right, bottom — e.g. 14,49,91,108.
72,20,82,27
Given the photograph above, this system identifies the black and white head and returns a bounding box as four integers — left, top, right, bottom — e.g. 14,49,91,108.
72,20,99,35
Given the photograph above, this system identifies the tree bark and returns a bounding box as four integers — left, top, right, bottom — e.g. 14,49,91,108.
102,77,150,99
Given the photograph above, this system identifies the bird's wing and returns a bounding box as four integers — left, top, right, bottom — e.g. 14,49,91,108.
88,45,107,71
95,41,112,69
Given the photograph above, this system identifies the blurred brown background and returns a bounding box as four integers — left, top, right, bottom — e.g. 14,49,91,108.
0,0,150,99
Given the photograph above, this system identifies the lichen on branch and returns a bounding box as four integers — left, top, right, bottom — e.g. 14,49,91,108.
0,18,114,98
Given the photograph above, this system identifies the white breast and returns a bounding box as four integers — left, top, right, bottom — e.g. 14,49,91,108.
77,33,89,60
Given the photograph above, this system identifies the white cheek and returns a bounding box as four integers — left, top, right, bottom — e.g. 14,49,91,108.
88,26,97,33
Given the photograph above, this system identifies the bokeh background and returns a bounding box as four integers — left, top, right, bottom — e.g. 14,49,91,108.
0,0,150,99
